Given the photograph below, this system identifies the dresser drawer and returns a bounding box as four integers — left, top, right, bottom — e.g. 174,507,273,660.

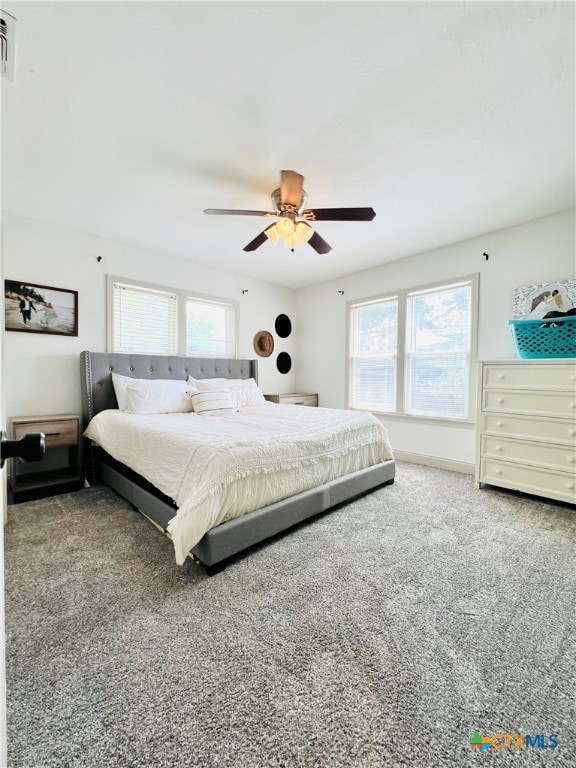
481,435,576,473
483,363,576,391
482,389,576,419
480,459,576,504
12,417,79,447
481,413,576,446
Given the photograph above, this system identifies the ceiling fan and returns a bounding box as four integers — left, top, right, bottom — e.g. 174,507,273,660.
204,170,376,254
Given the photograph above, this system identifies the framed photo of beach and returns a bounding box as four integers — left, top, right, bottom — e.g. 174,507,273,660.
4,280,78,336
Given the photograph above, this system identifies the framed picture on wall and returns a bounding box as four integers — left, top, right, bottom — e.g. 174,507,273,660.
4,280,78,336
512,279,576,320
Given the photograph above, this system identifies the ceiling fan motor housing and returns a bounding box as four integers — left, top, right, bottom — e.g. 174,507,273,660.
271,187,308,216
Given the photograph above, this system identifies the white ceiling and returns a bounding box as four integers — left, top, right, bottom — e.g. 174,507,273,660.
2,1,574,290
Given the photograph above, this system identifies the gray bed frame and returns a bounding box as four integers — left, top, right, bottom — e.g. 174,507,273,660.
81,351,395,574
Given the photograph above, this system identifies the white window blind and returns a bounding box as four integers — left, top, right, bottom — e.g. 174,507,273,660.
405,282,471,419
186,297,236,357
349,298,398,412
112,282,178,355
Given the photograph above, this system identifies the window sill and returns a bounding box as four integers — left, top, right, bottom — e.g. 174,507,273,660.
351,408,476,429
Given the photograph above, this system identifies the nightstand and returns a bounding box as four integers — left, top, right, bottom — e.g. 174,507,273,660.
9,414,83,503
264,393,319,407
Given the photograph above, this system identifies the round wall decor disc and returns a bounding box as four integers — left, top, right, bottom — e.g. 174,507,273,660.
275,314,292,338
253,330,274,357
276,352,292,374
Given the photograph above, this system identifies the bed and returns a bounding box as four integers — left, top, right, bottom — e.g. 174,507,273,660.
81,351,395,574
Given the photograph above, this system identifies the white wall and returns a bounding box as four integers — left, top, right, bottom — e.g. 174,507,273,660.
4,208,574,469
2,211,296,420
295,209,576,468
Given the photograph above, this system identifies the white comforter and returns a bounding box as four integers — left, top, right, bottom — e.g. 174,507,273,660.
84,404,393,564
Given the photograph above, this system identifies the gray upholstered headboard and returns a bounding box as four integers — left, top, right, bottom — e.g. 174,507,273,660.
80,352,258,429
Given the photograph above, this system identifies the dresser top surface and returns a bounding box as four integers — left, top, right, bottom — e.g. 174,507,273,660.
480,359,576,365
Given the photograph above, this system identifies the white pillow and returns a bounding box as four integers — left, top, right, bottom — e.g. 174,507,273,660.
124,379,195,415
111,373,134,411
190,390,235,415
187,376,265,409
187,375,240,390
233,382,266,408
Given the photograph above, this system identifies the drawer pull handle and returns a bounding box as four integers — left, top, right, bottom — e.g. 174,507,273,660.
495,469,502,475
571,403,576,410
495,446,502,452
497,398,505,404
567,457,575,464
45,432,61,436
496,421,504,427
498,374,506,380
569,430,576,437
294,402,305,405
567,483,575,490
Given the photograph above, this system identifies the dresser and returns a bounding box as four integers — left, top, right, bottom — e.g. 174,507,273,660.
264,393,318,407
476,361,576,504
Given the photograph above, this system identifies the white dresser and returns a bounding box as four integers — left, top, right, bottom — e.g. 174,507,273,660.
476,360,576,504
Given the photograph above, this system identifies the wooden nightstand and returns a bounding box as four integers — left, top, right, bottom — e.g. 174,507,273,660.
264,393,319,407
9,414,83,503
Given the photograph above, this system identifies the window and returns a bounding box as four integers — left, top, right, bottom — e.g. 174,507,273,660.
108,277,237,358
348,276,477,422
349,297,398,412
186,297,236,357
112,282,178,355
404,283,471,419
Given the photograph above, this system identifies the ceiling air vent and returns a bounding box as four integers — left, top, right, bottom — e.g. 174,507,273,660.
1,9,16,82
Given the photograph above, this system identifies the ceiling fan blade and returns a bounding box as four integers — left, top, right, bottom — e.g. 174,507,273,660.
280,170,304,208
204,209,273,217
302,207,376,221
243,230,269,252
308,231,332,254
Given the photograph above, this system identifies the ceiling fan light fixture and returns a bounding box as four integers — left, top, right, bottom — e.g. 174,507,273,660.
264,223,280,244
295,221,313,244
275,213,296,238
282,221,314,251
283,233,299,251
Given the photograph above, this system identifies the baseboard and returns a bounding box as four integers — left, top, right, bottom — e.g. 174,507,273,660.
393,451,474,475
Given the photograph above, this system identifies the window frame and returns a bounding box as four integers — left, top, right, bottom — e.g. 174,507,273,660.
107,275,238,358
346,274,478,427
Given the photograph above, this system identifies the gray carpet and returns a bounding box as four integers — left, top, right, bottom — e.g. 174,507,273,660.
5,462,576,768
